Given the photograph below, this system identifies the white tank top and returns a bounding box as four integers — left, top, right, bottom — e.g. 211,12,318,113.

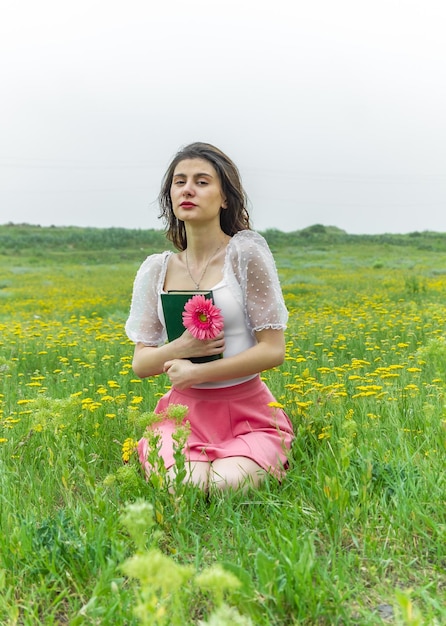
159,279,257,389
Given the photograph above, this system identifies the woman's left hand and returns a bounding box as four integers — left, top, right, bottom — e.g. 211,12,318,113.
163,359,199,390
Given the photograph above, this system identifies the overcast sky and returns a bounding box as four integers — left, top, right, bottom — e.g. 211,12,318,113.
1,0,445,234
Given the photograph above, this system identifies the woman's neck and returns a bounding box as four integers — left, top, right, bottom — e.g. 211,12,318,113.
184,227,227,260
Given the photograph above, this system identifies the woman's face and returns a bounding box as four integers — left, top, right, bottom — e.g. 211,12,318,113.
170,158,227,226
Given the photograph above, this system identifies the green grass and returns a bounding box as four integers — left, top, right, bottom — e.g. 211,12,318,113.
1,226,445,624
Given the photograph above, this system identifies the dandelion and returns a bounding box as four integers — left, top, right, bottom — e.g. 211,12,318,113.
122,437,137,462
367,413,381,420
268,401,285,409
318,426,331,440
182,294,224,340
295,401,312,410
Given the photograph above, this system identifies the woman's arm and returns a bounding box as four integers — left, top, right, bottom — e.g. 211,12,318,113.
163,328,285,390
132,330,226,378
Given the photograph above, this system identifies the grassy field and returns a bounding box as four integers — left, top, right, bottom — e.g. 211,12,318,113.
1,225,445,625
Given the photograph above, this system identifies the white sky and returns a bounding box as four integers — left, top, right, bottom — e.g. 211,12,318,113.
1,0,445,234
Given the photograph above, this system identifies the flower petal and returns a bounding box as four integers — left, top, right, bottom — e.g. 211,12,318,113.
182,294,224,340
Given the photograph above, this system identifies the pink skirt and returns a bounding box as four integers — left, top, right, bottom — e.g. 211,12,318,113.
137,375,294,480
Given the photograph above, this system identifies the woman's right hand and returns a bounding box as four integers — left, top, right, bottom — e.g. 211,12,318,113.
176,330,225,359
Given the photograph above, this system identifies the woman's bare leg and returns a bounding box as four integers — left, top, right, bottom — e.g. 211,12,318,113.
209,457,267,491
167,460,211,490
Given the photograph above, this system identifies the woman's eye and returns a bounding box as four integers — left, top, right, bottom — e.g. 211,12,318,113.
197,180,208,185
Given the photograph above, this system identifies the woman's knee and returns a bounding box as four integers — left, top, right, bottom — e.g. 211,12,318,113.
167,460,211,490
209,457,267,491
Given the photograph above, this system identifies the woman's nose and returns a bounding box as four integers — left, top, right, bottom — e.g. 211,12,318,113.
182,180,195,196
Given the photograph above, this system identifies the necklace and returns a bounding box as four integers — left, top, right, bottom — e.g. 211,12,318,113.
185,243,222,290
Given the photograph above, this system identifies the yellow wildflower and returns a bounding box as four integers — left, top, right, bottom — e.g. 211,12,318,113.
268,401,285,409
122,438,137,462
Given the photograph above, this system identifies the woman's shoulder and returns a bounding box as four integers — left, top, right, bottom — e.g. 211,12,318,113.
133,251,172,284
136,250,172,273
228,230,269,254
231,229,266,244
229,230,268,248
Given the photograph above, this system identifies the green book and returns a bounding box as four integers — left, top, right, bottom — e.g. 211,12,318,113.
160,290,222,363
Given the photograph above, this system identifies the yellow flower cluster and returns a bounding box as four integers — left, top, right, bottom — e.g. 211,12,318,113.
122,437,138,462
1,256,445,458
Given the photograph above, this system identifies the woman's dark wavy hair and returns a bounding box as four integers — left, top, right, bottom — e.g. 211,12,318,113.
158,142,251,250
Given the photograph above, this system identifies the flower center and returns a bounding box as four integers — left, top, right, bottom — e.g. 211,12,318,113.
198,313,209,323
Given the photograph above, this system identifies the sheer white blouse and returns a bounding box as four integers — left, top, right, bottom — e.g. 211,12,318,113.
125,230,288,348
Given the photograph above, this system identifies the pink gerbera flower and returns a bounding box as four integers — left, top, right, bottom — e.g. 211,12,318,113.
182,294,224,340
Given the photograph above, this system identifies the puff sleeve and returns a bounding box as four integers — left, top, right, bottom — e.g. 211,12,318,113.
225,231,288,334
125,252,170,345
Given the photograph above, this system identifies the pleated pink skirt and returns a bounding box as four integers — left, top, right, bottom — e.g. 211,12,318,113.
137,375,294,479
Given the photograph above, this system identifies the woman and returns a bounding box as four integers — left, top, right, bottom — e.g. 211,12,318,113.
125,142,294,491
